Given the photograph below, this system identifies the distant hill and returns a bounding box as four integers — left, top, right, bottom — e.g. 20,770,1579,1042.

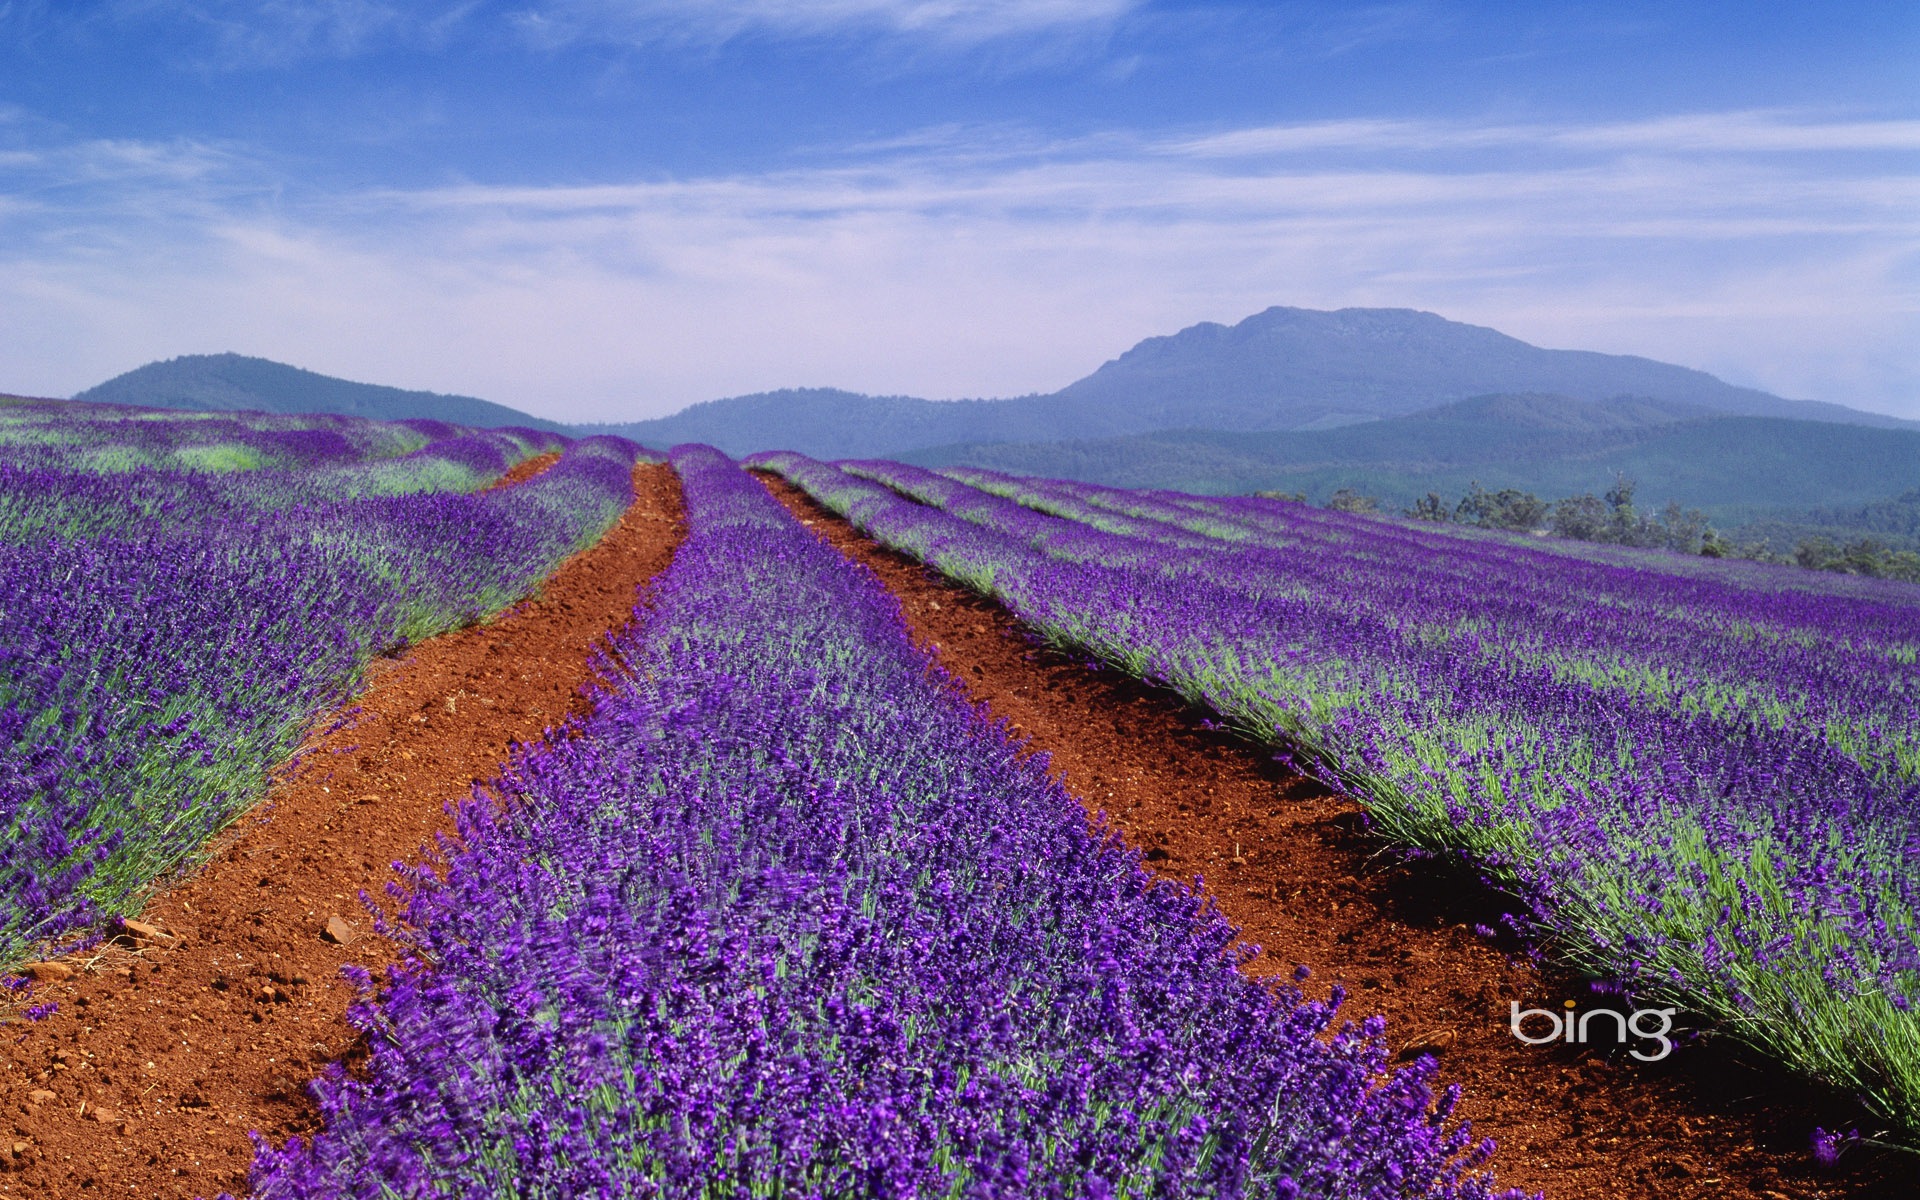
577,388,1053,461
901,396,1920,517
594,307,1914,455
1729,487,1920,554
74,354,567,433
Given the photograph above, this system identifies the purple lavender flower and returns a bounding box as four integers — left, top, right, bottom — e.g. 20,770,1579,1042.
1,399,650,973
249,445,1519,1199
753,450,1920,1141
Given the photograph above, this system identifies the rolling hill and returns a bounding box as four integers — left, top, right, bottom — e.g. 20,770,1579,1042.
580,388,1054,461
74,354,568,433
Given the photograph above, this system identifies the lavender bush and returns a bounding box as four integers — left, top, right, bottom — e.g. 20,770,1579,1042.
250,444,1518,1199
754,451,1920,1141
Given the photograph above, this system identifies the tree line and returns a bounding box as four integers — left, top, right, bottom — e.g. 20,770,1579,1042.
1255,476,1920,583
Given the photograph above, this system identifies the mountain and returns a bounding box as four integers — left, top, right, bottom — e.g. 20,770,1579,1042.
67,308,1916,458
1042,306,1905,432
577,388,1053,461
73,354,567,432
593,307,1914,456
901,396,1920,517
1403,392,1715,433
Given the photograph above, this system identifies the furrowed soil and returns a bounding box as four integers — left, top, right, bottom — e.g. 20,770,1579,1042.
0,461,684,1199
492,451,560,486
762,474,1907,1200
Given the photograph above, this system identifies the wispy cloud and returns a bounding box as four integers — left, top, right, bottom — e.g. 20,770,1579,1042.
1302,3,1449,59
1555,111,1920,154
1,109,1915,419
0,1,486,70
0,118,256,231
86,0,433,66
1174,110,1920,159
512,0,1139,48
47,0,1136,65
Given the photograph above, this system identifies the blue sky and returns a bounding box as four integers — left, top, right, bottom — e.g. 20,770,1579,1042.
1,1,1915,421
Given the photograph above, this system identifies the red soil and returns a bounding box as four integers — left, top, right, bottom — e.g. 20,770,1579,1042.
485,451,560,490
761,474,1908,1200
0,463,684,1198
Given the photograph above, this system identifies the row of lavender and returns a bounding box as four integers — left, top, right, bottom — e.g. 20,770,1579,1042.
939,464,1919,783
0,398,562,542
250,444,1520,1198
753,452,1920,1141
0,400,645,973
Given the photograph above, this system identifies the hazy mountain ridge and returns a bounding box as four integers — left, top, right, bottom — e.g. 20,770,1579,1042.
594,307,1914,456
577,388,1054,460
58,310,1917,517
74,353,570,433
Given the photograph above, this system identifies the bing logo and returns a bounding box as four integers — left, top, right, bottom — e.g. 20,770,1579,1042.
1510,999,1677,1061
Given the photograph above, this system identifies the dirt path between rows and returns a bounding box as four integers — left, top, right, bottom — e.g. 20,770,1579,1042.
762,474,1902,1200
0,462,684,1199
489,451,560,488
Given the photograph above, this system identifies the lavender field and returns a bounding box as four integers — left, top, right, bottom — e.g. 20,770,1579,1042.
0,398,644,971
754,451,1920,1144
252,445,1515,1198
4,401,1911,1195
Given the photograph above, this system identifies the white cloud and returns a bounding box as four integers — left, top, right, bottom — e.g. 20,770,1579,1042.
0,110,1915,420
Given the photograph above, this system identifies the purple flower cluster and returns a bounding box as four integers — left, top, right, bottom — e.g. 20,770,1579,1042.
0,400,645,971
753,451,1920,1139
249,445,1519,1199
